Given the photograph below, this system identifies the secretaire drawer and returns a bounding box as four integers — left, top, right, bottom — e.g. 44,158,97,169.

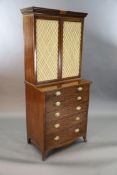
45,84,89,102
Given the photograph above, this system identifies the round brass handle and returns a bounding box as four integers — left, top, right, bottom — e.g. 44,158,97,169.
55,91,61,96
77,87,83,91
74,128,80,133
76,116,80,121
77,96,82,101
54,136,60,141
55,101,61,106
76,106,81,111
54,123,60,128
55,112,60,117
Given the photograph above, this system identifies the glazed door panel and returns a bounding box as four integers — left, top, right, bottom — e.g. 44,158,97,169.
36,19,59,82
62,21,82,78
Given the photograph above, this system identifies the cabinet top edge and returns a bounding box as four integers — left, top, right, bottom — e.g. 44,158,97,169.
20,6,88,18
25,79,92,92
37,79,92,92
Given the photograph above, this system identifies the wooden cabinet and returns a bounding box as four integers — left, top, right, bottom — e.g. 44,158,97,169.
21,7,92,160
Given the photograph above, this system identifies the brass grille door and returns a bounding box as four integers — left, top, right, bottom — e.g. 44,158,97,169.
36,19,58,82
62,21,82,78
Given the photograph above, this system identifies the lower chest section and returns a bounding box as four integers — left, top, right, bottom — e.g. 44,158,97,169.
44,83,90,150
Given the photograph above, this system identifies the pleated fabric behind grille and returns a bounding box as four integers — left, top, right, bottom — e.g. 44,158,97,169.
62,21,82,78
36,19,58,82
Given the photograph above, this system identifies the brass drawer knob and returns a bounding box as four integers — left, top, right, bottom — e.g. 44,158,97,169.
77,96,82,101
74,128,80,133
76,116,80,121
55,101,61,106
76,106,81,110
77,87,83,91
55,91,61,96
54,123,60,128
54,136,60,141
55,112,60,117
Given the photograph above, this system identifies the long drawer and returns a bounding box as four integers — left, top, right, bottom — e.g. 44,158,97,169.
46,123,86,150
46,112,87,134
46,101,88,117
46,91,89,112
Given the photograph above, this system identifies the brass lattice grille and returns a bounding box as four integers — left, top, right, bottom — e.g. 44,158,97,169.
36,19,58,82
62,21,82,78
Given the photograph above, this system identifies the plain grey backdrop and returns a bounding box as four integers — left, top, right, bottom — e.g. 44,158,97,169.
0,0,117,175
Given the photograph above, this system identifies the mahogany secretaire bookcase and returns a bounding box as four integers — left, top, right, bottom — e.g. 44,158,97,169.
21,6,92,160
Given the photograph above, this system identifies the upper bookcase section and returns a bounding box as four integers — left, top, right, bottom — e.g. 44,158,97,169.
21,6,87,18
21,7,88,86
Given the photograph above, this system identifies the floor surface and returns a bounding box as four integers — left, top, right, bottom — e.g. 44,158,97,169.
0,114,117,175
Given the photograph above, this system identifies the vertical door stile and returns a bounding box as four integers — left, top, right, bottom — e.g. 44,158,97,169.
57,19,63,80
79,20,84,78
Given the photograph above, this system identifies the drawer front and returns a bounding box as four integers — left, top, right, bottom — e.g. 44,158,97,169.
46,102,88,117
46,123,87,150
46,90,89,112
46,112,87,134
45,84,89,113
46,84,89,102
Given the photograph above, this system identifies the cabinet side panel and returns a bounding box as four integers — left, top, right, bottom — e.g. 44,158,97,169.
23,15,36,83
85,83,91,138
25,84,45,152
